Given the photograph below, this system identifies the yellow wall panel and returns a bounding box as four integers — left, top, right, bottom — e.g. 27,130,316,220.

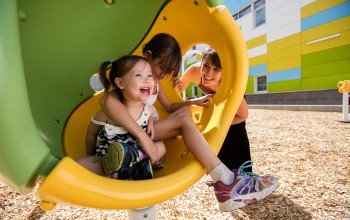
268,56,301,72
268,33,300,52
246,34,266,49
268,44,301,62
302,16,350,43
302,29,350,54
301,0,347,19
249,54,267,66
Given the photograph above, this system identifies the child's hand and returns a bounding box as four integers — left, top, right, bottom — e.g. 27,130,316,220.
138,138,159,164
173,78,183,93
146,123,155,139
191,94,214,107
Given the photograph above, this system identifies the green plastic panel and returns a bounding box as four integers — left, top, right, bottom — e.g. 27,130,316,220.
17,0,166,157
206,0,224,7
0,0,166,193
0,1,59,193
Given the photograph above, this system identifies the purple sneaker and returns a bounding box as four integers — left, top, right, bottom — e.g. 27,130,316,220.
214,161,279,211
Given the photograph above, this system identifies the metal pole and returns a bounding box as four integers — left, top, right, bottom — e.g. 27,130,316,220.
342,92,349,121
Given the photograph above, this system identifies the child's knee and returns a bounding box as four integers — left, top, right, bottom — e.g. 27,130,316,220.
156,142,166,157
178,106,191,116
76,156,104,175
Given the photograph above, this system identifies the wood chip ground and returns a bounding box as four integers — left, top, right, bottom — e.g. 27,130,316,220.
1,109,349,219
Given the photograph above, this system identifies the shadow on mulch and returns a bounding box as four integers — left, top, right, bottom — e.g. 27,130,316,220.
231,194,312,219
27,204,46,220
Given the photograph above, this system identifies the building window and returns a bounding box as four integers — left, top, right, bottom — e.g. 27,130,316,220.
255,74,267,93
233,5,251,20
192,86,198,98
254,0,266,27
239,6,251,18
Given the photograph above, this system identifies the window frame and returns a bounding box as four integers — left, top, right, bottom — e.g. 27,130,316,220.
192,85,199,98
254,0,266,28
255,73,268,93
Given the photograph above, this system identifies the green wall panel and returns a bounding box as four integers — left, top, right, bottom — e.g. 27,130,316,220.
268,80,301,93
302,44,350,66
303,59,350,78
245,76,255,94
302,72,350,90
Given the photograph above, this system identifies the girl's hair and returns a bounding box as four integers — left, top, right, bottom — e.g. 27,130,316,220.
143,33,182,85
201,47,221,69
99,55,149,102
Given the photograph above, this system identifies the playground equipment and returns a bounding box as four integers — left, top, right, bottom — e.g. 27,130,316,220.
337,80,350,123
0,0,248,218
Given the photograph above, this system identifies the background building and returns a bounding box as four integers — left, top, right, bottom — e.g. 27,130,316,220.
224,0,350,111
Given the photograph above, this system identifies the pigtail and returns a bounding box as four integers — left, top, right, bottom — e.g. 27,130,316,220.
99,61,112,92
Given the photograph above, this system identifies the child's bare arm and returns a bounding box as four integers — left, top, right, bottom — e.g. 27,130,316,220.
85,110,107,155
146,106,155,140
100,92,159,163
85,122,102,156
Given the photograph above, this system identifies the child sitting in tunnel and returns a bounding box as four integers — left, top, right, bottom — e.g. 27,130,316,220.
78,55,166,180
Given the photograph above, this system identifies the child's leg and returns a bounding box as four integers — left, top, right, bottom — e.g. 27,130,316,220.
153,106,278,211
152,141,166,169
76,156,104,176
155,141,166,158
153,106,222,172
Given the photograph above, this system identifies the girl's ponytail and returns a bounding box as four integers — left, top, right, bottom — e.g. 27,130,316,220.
99,61,112,92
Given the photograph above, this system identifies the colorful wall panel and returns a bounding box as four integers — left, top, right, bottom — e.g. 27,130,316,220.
224,0,350,94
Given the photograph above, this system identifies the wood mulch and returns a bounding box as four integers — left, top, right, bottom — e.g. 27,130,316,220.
1,109,349,219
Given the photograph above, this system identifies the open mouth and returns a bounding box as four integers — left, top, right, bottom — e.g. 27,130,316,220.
140,87,151,95
203,76,214,83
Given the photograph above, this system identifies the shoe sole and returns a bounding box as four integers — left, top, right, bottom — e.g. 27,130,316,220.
102,143,131,175
205,180,214,187
219,181,279,212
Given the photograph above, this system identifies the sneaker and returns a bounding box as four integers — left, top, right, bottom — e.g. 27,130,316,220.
102,142,133,176
205,175,215,187
206,161,269,187
214,161,279,211
129,158,153,180
152,156,165,169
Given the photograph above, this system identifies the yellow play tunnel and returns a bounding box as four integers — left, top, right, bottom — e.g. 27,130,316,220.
1,0,248,210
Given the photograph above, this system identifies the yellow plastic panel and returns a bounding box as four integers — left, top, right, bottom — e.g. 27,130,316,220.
37,0,248,210
62,92,103,159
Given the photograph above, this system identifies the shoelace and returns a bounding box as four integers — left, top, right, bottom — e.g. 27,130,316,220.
237,160,261,179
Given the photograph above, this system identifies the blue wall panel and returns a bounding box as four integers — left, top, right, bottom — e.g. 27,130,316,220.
301,1,350,31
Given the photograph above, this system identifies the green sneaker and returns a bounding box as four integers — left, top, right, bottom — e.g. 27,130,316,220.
102,142,133,176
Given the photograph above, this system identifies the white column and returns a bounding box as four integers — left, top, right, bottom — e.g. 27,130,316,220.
127,206,157,220
342,92,349,121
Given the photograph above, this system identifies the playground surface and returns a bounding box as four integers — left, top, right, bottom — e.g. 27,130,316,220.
0,109,349,219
